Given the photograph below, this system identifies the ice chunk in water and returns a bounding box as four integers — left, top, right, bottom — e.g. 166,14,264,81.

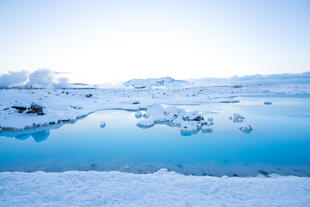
201,125,213,133
239,124,253,133
180,121,199,133
136,118,155,128
99,121,106,128
229,113,245,123
135,111,142,118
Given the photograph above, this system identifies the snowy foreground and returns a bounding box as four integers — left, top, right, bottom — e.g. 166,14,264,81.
1,169,310,207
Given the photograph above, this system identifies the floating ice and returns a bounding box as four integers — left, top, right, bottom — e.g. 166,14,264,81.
135,104,211,135
135,111,142,118
136,118,155,128
201,119,214,126
99,121,106,128
172,116,184,127
180,121,199,134
143,112,150,118
239,124,253,133
229,113,245,123
201,125,213,133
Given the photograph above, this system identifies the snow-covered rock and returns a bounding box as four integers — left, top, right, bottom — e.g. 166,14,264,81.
136,118,155,128
238,124,253,133
180,121,199,133
135,111,142,118
143,112,150,118
229,113,245,123
201,125,213,133
172,116,184,127
99,121,106,128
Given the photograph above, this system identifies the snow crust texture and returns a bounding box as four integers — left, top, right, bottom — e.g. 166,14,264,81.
0,170,309,207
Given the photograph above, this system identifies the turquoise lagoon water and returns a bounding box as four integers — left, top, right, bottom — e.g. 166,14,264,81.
1,96,310,176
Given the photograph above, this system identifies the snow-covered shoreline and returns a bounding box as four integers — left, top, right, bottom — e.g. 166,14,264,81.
0,169,309,207
1,82,310,132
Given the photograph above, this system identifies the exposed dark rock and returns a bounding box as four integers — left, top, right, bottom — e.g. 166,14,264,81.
11,106,27,113
1,127,17,131
70,105,82,109
192,116,204,121
132,101,140,104
26,103,45,115
85,94,93,98
258,170,269,177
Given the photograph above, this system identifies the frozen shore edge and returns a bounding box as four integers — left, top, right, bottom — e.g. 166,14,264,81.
0,169,310,207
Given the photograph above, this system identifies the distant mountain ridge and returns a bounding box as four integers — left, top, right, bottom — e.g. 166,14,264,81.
123,77,187,89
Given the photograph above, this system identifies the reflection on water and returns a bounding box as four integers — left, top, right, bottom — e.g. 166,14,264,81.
7,129,50,142
0,121,76,142
0,97,310,177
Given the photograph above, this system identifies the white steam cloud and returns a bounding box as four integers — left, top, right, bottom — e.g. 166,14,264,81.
0,71,28,87
0,69,72,88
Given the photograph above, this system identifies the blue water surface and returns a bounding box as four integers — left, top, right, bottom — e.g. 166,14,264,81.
1,96,310,176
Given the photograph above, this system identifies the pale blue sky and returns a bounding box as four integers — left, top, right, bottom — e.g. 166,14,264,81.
0,0,309,83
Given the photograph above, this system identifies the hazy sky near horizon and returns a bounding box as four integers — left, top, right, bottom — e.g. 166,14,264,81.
0,0,310,83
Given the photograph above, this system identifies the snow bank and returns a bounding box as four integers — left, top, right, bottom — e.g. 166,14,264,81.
0,170,309,207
